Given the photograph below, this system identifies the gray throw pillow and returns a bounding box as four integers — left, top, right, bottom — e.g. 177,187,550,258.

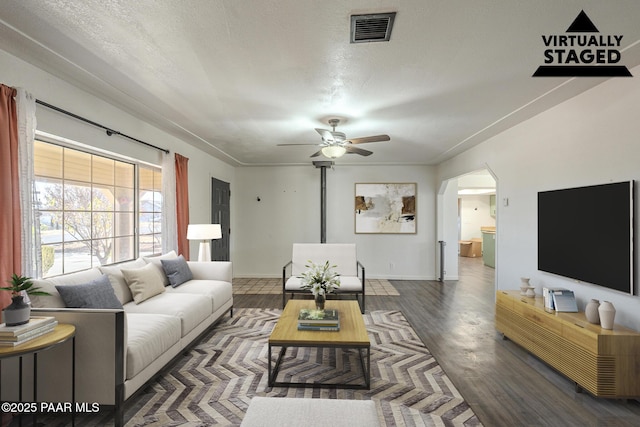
56,274,124,309
161,255,193,287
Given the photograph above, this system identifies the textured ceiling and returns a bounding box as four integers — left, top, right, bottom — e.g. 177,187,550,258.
1,1,640,166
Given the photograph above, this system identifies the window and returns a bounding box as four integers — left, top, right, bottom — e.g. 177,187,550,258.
34,140,162,277
138,167,163,257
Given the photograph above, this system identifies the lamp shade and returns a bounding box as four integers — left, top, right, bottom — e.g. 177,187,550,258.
186,224,222,240
321,145,347,159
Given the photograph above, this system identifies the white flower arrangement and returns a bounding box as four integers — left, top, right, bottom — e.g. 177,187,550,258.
299,260,340,296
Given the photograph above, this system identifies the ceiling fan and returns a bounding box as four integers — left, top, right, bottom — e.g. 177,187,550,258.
278,118,390,158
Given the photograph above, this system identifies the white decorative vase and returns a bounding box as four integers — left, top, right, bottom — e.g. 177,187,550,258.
598,301,616,330
585,299,600,324
520,278,530,295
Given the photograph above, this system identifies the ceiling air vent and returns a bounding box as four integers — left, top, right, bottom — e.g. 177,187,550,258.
350,12,396,43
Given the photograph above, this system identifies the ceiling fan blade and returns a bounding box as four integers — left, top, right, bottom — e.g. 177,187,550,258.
315,128,335,141
277,143,320,146
345,145,373,156
347,134,391,144
310,150,323,158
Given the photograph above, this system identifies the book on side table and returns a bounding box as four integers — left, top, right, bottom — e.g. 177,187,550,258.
0,316,58,346
297,309,340,331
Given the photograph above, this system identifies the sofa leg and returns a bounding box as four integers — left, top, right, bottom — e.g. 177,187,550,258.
114,405,123,427
114,313,125,427
114,385,125,427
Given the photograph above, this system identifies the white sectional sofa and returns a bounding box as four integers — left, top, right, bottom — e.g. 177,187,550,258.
25,251,233,427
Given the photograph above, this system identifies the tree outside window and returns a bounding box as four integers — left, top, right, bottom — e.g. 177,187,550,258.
34,140,161,277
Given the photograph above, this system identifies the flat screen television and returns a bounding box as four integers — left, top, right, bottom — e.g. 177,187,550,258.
538,181,634,294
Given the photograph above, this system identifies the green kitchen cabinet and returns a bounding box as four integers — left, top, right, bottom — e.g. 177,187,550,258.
482,230,496,268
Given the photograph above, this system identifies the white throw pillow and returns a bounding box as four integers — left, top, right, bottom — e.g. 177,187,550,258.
99,258,147,304
121,263,166,304
143,251,178,286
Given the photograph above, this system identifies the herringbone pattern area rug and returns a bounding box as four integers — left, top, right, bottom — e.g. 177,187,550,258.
57,309,481,426
233,278,400,296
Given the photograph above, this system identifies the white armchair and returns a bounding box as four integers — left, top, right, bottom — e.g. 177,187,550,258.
282,243,366,313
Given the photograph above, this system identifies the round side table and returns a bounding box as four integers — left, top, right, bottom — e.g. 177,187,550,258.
0,323,76,426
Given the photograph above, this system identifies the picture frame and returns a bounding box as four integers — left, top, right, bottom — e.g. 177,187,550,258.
354,183,416,234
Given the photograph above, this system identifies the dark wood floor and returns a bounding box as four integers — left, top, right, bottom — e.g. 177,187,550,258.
234,257,640,426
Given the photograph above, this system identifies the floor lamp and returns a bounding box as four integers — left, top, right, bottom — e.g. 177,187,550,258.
186,224,222,262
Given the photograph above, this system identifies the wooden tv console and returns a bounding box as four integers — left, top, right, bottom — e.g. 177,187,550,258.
495,290,640,398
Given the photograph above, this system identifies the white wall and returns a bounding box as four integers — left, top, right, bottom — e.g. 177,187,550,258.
459,195,495,241
0,49,235,261
437,64,640,330
437,179,460,280
234,164,436,279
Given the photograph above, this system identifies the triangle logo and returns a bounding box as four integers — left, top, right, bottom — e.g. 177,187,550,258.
566,10,599,33
533,10,631,78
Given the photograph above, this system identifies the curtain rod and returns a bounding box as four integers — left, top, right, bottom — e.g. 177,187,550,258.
35,99,170,154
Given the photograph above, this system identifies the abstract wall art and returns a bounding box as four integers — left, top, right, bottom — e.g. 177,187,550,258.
355,183,416,234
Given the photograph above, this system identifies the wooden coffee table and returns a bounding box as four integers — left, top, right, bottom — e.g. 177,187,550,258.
268,300,370,389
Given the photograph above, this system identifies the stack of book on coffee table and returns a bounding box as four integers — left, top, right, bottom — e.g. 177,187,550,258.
0,316,58,347
297,308,340,331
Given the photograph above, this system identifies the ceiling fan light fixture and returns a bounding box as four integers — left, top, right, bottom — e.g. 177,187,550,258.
321,145,347,159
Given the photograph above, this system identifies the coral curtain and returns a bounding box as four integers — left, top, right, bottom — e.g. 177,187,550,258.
0,84,20,309
175,153,190,259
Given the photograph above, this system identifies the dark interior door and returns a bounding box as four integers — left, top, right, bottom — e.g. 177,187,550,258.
211,178,230,261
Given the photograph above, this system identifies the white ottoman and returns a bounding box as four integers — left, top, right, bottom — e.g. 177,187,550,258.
241,396,380,427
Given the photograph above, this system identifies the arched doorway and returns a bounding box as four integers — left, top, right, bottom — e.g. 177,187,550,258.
437,168,497,287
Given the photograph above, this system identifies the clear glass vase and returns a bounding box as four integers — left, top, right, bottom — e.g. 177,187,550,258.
314,294,325,310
